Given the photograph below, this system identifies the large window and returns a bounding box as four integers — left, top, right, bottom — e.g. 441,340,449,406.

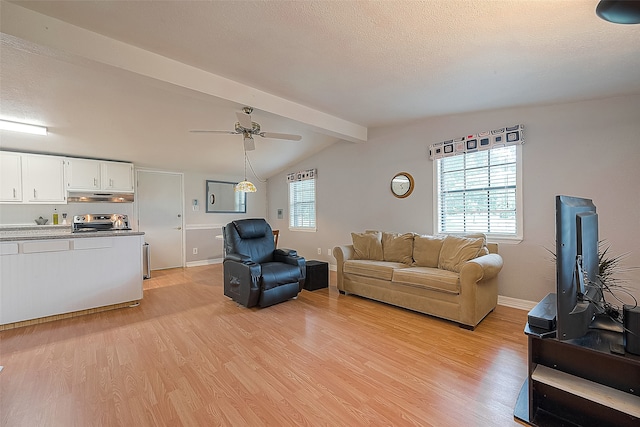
435,145,522,240
288,170,316,231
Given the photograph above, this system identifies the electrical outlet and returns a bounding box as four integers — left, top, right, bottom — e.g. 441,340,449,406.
327,248,332,256
193,248,198,255
317,248,322,255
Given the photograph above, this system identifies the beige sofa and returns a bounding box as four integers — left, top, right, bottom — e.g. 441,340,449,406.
333,231,503,329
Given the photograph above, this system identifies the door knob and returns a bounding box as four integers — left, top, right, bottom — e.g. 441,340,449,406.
175,227,182,230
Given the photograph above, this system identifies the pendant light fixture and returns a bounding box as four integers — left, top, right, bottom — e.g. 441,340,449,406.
235,150,257,193
596,0,640,24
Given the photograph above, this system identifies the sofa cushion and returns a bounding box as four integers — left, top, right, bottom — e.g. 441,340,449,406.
382,232,414,264
463,233,489,256
391,267,460,294
413,235,444,267
351,231,383,260
438,235,485,273
344,259,408,281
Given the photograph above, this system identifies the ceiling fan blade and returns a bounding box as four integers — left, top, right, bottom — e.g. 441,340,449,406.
236,111,253,129
189,130,238,134
260,132,302,141
243,135,255,151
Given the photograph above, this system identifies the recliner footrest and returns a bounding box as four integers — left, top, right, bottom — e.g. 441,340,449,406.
259,282,300,308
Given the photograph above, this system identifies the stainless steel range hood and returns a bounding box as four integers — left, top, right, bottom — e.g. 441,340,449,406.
67,192,134,203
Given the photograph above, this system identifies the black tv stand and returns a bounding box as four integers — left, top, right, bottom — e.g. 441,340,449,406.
589,313,624,333
514,324,640,426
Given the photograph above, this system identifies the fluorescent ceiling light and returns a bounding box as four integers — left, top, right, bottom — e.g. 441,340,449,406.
0,120,48,135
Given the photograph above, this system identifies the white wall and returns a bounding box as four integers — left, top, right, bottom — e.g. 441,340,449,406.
266,94,640,304
183,171,267,264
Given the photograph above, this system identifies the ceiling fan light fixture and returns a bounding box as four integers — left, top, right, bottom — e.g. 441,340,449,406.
243,134,255,151
596,0,640,24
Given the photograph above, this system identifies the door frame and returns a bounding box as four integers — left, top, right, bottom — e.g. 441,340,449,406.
135,168,185,269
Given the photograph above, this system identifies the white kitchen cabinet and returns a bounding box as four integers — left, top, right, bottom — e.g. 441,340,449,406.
0,152,23,202
65,157,101,191
101,161,134,192
22,153,66,203
0,235,144,325
66,158,134,192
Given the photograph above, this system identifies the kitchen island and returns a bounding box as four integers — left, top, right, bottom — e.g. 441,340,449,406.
0,225,145,329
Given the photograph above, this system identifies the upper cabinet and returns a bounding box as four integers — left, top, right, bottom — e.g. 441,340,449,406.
22,154,66,203
101,161,134,192
0,152,23,202
66,158,134,193
65,158,101,191
1,151,135,205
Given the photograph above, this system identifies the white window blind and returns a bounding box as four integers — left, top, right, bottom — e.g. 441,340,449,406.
288,172,316,231
436,145,520,238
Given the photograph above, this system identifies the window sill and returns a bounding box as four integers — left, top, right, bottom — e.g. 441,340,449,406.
289,227,317,233
487,235,523,244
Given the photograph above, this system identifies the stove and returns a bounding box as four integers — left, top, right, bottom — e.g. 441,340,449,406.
72,214,131,233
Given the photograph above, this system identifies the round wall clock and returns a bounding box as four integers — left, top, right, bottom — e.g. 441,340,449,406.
391,172,414,198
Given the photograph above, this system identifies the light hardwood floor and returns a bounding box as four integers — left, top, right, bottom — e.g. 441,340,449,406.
1,264,529,426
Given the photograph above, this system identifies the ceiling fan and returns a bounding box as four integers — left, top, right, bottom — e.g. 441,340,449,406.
190,106,302,151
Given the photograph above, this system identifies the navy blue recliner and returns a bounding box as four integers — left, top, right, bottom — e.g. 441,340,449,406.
223,218,305,308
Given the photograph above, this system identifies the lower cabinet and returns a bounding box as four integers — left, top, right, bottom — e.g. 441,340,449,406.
0,235,144,325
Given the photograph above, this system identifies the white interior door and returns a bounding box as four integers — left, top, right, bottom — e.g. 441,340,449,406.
136,170,184,270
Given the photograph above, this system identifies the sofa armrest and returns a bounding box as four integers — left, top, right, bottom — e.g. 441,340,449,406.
333,245,355,291
460,253,504,283
458,253,503,327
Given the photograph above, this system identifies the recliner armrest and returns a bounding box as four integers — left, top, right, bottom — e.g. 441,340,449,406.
225,252,253,263
275,248,297,257
225,253,262,279
273,249,306,279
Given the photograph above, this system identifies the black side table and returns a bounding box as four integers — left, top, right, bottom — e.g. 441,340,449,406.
304,260,328,291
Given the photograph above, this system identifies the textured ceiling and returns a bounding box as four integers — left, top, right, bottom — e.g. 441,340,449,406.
1,0,639,177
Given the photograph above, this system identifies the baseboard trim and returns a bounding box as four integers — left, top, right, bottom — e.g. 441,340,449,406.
0,300,140,331
498,295,537,311
186,258,223,268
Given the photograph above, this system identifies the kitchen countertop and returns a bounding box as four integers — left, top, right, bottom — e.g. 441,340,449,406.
0,225,144,242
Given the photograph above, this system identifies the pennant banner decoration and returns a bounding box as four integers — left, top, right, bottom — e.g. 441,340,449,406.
287,168,316,182
429,124,524,160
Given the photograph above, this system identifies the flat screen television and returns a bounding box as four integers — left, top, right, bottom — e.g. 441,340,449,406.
556,195,605,340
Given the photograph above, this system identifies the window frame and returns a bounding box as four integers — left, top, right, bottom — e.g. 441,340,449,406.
288,176,317,232
432,144,523,243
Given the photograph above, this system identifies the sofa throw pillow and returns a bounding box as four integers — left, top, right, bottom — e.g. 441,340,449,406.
382,232,414,264
438,235,485,273
463,233,489,257
413,235,444,268
351,231,383,260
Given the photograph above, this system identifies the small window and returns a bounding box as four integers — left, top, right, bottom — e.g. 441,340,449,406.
434,145,522,240
288,172,316,231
